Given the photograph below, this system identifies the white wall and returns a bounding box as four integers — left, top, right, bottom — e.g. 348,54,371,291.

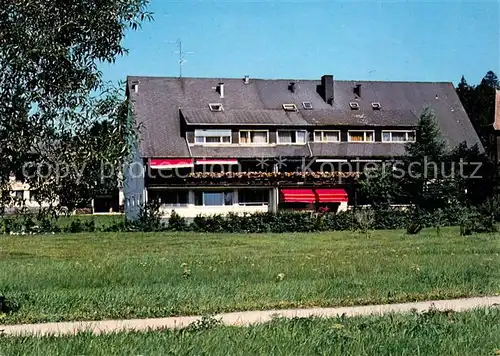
160,204,269,218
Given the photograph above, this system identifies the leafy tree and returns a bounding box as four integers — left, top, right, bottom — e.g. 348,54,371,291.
0,0,152,215
359,165,402,209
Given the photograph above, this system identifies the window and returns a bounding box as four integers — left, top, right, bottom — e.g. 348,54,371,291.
314,130,340,142
208,103,224,112
14,190,24,199
382,130,416,142
348,131,374,142
194,129,231,144
239,189,269,206
371,102,381,110
239,130,268,144
282,103,297,112
195,191,233,206
349,102,360,110
277,130,307,144
302,101,313,110
150,191,189,206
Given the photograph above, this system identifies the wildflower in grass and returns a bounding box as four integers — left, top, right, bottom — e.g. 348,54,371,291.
276,273,285,281
332,323,344,329
181,262,188,268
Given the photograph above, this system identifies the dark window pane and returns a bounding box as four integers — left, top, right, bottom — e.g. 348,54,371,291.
224,191,233,205
195,192,203,206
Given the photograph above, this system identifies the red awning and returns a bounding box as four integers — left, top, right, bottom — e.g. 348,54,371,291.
196,159,239,165
280,189,316,203
150,158,194,169
315,188,348,203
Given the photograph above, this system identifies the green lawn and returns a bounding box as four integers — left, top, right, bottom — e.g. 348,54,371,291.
0,227,499,324
1,310,499,355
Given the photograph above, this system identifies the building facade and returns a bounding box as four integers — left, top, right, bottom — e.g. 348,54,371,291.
124,74,482,219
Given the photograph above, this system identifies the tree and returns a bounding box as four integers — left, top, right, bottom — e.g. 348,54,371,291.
456,75,473,115
0,0,152,215
403,108,449,211
456,71,499,153
359,165,402,209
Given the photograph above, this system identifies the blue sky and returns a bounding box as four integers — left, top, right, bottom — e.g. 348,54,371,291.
101,0,499,85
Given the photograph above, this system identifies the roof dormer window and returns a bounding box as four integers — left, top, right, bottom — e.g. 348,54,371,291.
349,102,360,110
302,101,313,110
282,103,298,112
209,103,224,112
371,102,381,110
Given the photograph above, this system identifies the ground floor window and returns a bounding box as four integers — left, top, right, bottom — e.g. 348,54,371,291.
238,189,269,205
195,191,234,206
150,190,189,206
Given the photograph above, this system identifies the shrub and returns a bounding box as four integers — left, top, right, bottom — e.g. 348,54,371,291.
168,210,189,232
0,295,20,314
406,221,423,235
323,210,355,231
354,208,375,236
129,201,164,232
459,206,496,236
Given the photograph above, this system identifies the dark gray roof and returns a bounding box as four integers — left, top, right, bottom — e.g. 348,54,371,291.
309,142,407,158
302,109,419,126
128,76,482,158
181,108,308,126
190,145,310,158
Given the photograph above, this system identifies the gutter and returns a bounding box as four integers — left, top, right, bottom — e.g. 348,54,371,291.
307,142,313,157
186,137,193,157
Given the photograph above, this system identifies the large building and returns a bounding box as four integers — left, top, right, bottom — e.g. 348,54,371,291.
123,74,482,219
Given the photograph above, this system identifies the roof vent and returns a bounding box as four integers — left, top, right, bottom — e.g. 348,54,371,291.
283,103,298,112
371,102,381,110
131,81,139,93
244,75,250,84
302,101,313,110
349,102,360,110
209,103,224,112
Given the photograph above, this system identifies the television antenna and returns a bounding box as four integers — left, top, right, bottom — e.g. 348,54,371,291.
167,39,194,78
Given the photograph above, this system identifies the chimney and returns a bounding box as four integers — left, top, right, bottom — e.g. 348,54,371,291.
218,82,224,98
321,75,334,105
354,84,362,97
244,75,250,84
289,82,296,93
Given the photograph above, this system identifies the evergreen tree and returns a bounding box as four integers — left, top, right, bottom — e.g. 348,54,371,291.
404,108,448,211
456,70,499,153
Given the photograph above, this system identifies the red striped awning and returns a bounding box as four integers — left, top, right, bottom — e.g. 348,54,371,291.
196,159,239,165
315,188,348,203
150,158,194,169
280,189,316,203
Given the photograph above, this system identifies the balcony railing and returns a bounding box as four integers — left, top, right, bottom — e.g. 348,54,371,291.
147,171,360,187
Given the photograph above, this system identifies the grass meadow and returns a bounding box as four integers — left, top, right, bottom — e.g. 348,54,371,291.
1,309,499,355
0,227,499,324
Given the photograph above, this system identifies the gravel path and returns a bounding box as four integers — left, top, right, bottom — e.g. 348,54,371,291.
1,296,499,337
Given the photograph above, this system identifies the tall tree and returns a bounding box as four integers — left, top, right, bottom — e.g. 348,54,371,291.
0,0,152,214
456,70,499,153
403,108,448,211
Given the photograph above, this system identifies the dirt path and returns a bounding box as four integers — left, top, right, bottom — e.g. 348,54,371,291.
1,296,499,337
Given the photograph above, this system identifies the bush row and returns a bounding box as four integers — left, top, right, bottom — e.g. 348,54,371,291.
1,203,495,235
